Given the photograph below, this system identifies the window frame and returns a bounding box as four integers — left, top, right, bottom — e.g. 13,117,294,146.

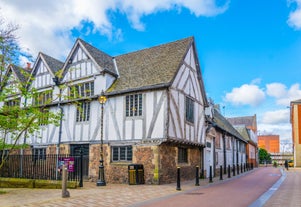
178,147,188,163
34,90,53,106
32,148,46,161
185,96,194,124
125,94,143,117
69,81,94,99
111,146,133,162
76,101,91,122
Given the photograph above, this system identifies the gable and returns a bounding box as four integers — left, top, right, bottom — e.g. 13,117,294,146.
62,39,116,83
171,44,207,106
3,70,20,94
31,59,53,89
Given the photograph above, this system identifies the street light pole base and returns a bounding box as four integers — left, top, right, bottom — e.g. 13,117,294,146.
96,180,106,186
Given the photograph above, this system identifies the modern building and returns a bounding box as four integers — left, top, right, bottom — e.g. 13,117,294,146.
290,99,301,167
258,135,280,154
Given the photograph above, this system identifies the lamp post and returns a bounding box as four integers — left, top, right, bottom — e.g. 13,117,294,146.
97,91,107,186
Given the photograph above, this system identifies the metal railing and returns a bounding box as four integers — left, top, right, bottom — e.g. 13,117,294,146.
0,154,88,183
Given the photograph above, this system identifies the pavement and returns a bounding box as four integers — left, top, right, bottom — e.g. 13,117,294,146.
0,166,300,207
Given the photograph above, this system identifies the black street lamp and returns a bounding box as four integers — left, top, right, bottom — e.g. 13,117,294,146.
97,91,107,186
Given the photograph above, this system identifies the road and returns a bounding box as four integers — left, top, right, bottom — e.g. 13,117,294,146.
134,167,282,207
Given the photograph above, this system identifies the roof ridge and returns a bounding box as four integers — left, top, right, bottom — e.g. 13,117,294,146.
115,36,193,58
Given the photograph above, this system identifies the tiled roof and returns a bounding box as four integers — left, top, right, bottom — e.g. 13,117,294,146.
227,116,255,128
78,39,117,76
108,37,193,94
40,53,64,75
235,126,250,141
213,109,247,142
10,64,31,84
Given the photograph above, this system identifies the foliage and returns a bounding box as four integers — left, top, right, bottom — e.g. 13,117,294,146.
0,17,61,170
258,148,271,164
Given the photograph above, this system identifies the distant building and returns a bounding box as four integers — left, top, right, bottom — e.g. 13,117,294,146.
227,115,258,167
290,99,301,167
258,135,280,153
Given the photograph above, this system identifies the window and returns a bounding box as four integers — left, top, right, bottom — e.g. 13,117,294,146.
39,109,49,126
111,146,132,162
5,98,21,107
178,147,188,163
76,102,90,122
185,96,194,123
32,148,46,161
34,90,52,105
125,94,143,117
70,81,94,99
215,134,221,149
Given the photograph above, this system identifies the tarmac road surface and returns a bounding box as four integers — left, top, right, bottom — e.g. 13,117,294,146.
133,167,282,207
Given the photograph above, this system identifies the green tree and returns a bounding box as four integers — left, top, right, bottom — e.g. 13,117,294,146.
259,148,271,164
0,17,61,170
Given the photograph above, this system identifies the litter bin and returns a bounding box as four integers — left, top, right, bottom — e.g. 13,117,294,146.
128,164,144,185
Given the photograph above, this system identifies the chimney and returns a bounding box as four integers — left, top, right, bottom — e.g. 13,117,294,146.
27,62,31,69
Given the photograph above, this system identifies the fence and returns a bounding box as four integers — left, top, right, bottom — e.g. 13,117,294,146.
0,154,88,184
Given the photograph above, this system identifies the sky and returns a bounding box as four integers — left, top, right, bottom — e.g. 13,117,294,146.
1,0,301,152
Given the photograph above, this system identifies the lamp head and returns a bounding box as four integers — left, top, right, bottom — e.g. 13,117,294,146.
98,91,107,104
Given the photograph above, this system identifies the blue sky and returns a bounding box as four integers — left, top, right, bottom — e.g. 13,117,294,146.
2,0,301,151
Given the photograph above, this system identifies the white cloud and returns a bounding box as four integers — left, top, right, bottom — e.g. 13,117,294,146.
1,0,228,60
266,82,301,106
287,0,301,29
261,109,290,124
224,84,265,106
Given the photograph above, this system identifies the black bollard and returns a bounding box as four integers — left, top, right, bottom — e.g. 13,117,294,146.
244,163,246,172
220,165,223,180
228,165,231,178
176,167,181,191
209,166,213,183
237,164,239,175
233,164,235,176
241,163,243,173
195,166,200,186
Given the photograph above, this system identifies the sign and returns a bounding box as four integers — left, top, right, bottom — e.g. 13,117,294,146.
59,157,75,172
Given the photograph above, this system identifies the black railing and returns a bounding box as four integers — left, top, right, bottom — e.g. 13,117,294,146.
0,154,88,182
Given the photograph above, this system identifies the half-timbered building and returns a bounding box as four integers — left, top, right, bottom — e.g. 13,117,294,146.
1,37,211,184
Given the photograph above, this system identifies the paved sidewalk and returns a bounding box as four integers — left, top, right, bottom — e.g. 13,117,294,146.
264,168,301,207
0,167,279,207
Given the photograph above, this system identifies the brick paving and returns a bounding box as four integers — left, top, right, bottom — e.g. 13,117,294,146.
1,167,297,207
264,168,301,207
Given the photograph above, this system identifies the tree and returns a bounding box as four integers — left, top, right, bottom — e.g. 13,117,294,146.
258,148,271,164
0,17,61,170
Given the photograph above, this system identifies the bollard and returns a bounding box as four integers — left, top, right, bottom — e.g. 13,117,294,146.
233,164,235,176
228,165,231,178
201,168,204,179
241,163,243,173
176,167,181,191
244,163,246,172
237,164,239,175
79,148,83,187
195,166,200,186
219,165,223,180
209,166,213,183
62,164,70,198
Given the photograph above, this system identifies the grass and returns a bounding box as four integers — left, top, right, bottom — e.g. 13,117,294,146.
0,190,7,195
